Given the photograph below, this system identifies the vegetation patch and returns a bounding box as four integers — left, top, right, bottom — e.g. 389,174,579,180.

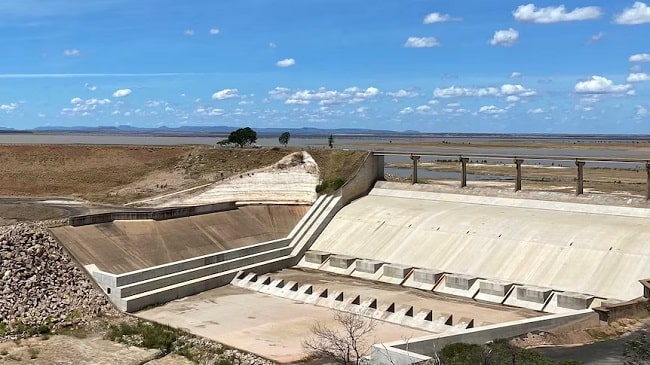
439,339,580,365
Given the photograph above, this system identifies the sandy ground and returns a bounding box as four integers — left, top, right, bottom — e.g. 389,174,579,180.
137,285,431,363
137,269,538,362
0,335,186,365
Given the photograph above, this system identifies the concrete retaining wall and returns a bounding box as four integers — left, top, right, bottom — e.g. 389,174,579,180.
68,202,236,226
594,298,650,323
371,310,598,365
339,152,380,205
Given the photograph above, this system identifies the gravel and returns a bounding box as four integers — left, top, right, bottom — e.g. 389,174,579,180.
0,223,118,334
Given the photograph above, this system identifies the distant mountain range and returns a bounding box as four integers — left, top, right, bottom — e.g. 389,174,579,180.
1,125,650,141
0,125,405,136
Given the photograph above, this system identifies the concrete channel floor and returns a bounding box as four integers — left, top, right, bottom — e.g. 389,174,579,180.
137,269,539,362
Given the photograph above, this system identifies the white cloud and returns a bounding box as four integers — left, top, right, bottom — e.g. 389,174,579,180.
510,72,522,78
479,105,505,114
630,53,650,62
501,84,536,96
183,29,195,36
415,105,432,112
574,76,631,93
238,100,254,105
112,88,132,98
268,87,291,99
37,113,46,118
628,90,637,96
86,98,110,105
628,72,650,82
446,102,461,107
637,105,649,118
84,83,96,91
399,107,414,115
428,99,439,105
209,28,220,35
490,28,519,46
614,2,650,25
528,108,544,114
63,49,80,57
269,42,277,48
589,32,605,44
285,99,310,105
423,13,460,24
70,97,83,104
272,86,380,106
276,58,296,67
506,95,520,103
211,88,239,100
513,4,602,23
433,84,535,99
387,89,419,98
433,86,497,98
145,100,162,107
0,102,17,112
404,37,440,48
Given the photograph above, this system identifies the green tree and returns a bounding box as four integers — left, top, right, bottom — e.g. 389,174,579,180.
227,127,257,148
328,134,334,149
279,131,291,146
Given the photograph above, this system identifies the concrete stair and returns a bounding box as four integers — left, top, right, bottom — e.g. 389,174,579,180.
108,194,341,312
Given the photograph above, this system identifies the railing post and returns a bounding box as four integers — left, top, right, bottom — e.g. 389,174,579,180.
410,154,420,184
646,162,650,200
514,158,523,192
460,157,469,188
576,160,585,195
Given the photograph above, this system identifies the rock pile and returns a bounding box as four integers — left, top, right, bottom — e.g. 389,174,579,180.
0,223,117,332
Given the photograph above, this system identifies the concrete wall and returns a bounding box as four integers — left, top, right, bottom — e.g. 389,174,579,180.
68,202,236,226
594,298,650,323
339,152,380,205
371,310,597,365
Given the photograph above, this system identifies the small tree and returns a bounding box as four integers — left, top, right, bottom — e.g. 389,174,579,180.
303,311,376,365
227,127,257,148
328,134,334,149
279,131,291,146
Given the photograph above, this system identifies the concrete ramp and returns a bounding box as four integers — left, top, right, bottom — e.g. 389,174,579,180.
52,205,308,274
309,183,650,301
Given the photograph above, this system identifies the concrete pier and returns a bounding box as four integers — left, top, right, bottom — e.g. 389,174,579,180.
460,157,469,188
514,158,523,191
576,160,585,195
410,155,420,184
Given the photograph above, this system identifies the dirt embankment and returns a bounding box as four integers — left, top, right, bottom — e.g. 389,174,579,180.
0,145,366,205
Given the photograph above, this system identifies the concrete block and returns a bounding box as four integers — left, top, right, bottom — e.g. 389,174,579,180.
445,274,477,291
383,264,412,279
557,292,594,310
413,268,444,284
305,251,331,264
436,313,453,326
517,286,552,304
456,317,474,329
329,255,357,269
355,259,383,273
479,279,513,297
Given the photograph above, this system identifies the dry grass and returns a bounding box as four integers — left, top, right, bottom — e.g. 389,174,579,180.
0,145,366,204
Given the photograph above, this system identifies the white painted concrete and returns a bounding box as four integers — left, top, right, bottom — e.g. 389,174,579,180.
310,186,650,301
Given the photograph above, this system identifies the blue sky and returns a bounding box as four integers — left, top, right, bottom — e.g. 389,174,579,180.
1,1,650,133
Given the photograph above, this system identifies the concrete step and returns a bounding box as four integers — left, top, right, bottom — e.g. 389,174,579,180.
119,194,340,312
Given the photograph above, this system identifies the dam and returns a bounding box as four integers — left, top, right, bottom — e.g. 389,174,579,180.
50,151,650,363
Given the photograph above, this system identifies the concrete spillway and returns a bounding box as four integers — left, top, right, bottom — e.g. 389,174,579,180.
309,183,650,301
52,204,309,274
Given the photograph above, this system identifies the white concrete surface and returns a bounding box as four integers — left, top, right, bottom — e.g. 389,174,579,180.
310,186,650,301
157,151,320,206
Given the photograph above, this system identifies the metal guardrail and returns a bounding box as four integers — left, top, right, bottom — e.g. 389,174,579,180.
372,151,650,199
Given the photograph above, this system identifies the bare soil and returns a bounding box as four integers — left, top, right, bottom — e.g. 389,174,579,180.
0,145,366,207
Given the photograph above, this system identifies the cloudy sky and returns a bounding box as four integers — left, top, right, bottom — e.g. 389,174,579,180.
1,0,650,133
